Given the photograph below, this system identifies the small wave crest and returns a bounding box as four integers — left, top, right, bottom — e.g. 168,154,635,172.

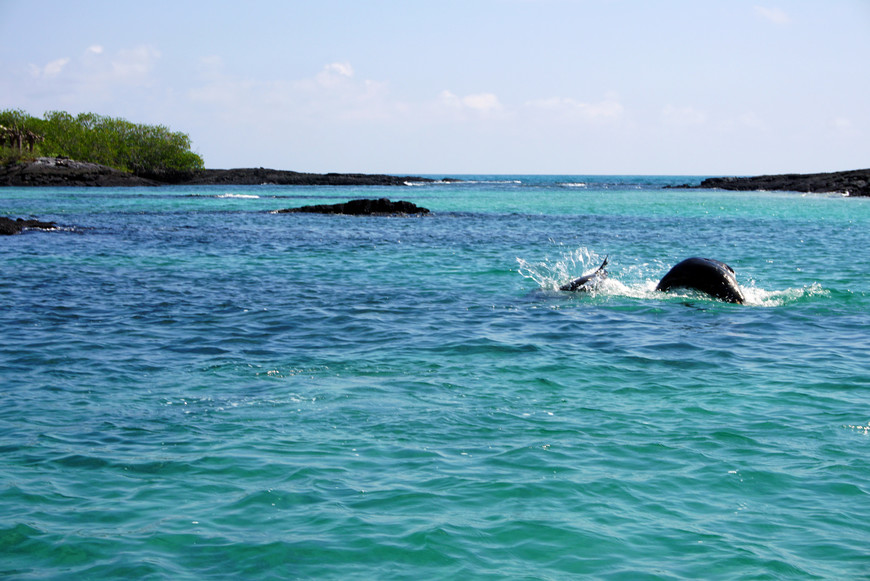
844,421,870,435
187,193,261,199
741,282,828,307
559,182,587,188
460,179,522,184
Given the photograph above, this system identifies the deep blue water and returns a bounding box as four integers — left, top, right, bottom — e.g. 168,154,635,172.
2,176,869,579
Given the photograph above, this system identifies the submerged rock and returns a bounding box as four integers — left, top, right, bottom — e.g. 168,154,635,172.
0,216,57,235
276,198,430,216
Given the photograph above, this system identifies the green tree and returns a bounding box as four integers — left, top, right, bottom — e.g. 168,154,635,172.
1,109,204,172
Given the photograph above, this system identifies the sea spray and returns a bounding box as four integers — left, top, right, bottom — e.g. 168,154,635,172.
518,248,663,299
516,246,606,291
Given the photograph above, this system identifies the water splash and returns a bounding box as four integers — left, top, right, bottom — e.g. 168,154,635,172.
517,246,606,292
518,248,826,306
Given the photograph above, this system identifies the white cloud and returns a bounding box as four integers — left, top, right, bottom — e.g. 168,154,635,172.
188,78,255,110
26,45,153,83
313,62,355,88
713,111,771,134
189,61,398,125
439,90,461,107
440,90,504,114
324,62,354,78
661,105,707,126
832,117,852,130
111,46,161,82
30,57,71,78
199,55,223,68
12,44,167,115
737,112,766,130
754,6,790,25
830,116,859,136
195,55,226,83
527,96,624,122
462,93,502,113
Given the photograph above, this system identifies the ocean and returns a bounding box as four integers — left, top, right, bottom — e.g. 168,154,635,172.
1,176,868,579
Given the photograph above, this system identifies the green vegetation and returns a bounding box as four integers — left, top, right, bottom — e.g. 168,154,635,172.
0,109,204,173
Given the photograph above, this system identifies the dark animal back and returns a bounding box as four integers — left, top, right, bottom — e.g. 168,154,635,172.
655,257,745,304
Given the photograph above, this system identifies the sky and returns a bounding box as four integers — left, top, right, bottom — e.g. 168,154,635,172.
1,0,868,175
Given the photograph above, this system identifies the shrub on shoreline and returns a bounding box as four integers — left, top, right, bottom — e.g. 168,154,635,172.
0,109,204,173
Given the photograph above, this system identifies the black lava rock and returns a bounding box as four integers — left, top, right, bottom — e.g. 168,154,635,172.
1,158,441,188
0,216,57,235
276,198,430,215
698,169,870,197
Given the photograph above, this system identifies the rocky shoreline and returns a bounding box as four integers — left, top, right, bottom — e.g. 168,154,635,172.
0,157,437,187
673,168,870,197
4,158,868,197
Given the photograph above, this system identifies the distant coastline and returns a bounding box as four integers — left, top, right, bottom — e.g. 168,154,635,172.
1,157,869,196
671,168,870,197
0,157,437,187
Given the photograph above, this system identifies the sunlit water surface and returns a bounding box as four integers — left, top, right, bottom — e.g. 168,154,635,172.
2,176,868,579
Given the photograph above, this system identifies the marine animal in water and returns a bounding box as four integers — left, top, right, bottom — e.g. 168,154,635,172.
560,256,609,292
655,257,745,304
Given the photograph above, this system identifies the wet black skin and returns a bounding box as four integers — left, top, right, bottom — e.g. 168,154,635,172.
560,256,609,292
655,257,745,304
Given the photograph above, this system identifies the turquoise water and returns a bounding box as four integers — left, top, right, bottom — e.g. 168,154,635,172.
1,177,868,579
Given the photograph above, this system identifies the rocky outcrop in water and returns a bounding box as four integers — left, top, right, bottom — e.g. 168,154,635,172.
0,216,57,235
694,169,870,197
276,198,430,216
0,158,436,187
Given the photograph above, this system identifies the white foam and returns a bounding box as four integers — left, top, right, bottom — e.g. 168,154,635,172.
461,180,522,184
741,282,828,307
217,193,260,199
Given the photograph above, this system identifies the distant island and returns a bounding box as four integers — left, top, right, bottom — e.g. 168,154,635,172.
5,158,868,195
1,109,435,187
2,108,867,194
0,157,435,187
670,168,870,197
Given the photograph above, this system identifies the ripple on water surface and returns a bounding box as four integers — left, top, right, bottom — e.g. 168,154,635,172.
1,181,869,579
